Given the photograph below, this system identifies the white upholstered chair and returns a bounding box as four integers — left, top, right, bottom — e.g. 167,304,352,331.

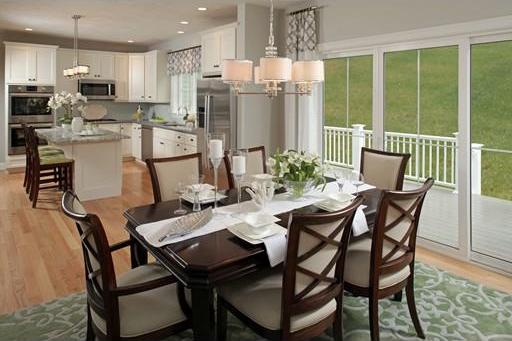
61,191,191,341
224,146,267,189
343,178,434,341
146,153,202,203
217,197,364,341
360,147,410,190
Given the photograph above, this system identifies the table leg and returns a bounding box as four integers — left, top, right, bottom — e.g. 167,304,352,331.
129,234,148,268
191,287,216,341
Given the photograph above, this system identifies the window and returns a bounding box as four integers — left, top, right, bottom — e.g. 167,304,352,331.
170,72,200,114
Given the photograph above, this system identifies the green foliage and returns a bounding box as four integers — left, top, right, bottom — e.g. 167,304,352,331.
268,150,326,189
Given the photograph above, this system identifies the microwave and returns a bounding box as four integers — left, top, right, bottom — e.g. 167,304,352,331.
79,79,116,100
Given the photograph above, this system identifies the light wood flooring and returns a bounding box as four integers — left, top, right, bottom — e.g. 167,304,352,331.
0,161,511,316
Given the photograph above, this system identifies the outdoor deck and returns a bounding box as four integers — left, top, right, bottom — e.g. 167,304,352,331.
405,183,512,264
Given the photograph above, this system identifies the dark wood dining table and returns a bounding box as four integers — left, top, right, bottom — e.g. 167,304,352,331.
123,186,382,341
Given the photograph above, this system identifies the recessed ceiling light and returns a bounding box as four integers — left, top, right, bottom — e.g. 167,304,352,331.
127,40,135,43
197,7,207,11
24,27,33,31
180,21,189,25
177,31,185,34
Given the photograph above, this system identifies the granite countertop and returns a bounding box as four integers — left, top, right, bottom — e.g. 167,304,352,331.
85,118,200,135
36,128,129,145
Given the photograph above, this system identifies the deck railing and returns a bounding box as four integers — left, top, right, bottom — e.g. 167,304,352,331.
323,124,483,193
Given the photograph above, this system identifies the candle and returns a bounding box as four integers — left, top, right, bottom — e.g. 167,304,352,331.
209,139,223,159
232,155,246,175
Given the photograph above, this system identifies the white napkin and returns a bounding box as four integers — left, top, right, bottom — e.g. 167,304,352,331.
352,207,369,237
262,233,287,267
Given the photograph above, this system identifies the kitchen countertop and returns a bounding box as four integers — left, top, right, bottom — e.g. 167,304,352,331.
86,118,200,135
36,128,129,145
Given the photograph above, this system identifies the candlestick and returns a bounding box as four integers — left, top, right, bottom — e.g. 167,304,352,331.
209,139,223,159
232,155,246,175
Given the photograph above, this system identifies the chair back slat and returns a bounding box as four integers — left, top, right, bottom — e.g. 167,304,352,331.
360,147,410,190
280,197,363,334
61,191,116,319
371,178,434,279
146,154,202,203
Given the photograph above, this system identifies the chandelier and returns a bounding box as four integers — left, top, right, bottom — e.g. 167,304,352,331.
222,0,324,97
63,15,90,79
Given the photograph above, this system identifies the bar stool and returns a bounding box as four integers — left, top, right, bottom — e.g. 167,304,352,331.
26,126,74,208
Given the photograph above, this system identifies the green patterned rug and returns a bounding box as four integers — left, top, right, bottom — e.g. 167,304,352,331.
1,263,511,341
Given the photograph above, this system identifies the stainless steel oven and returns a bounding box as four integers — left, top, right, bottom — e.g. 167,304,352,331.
79,79,116,100
8,122,53,155
8,85,55,124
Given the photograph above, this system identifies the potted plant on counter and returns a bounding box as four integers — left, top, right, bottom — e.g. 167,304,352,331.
267,150,327,199
47,91,87,132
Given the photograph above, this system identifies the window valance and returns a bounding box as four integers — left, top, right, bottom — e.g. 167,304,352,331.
167,46,201,75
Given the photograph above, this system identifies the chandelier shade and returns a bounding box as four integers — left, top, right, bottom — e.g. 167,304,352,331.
292,60,324,83
259,57,292,82
63,15,90,79
222,59,253,82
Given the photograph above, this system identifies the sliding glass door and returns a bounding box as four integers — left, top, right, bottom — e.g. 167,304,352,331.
470,39,512,270
384,46,459,248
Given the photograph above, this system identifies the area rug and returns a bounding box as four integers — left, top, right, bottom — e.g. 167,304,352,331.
1,262,511,341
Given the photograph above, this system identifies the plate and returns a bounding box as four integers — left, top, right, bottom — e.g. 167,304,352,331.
77,131,108,136
314,198,354,212
83,104,107,120
326,192,355,203
227,222,286,244
182,190,227,204
240,212,280,228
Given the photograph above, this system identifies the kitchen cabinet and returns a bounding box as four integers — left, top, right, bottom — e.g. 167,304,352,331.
129,50,169,103
153,127,196,158
120,123,132,156
80,51,115,80
4,42,57,85
201,25,236,76
131,124,142,160
115,54,129,101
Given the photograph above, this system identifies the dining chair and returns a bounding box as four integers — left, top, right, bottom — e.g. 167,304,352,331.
360,147,411,190
217,196,364,341
27,126,74,208
61,191,191,341
343,178,434,341
145,153,202,203
224,146,267,189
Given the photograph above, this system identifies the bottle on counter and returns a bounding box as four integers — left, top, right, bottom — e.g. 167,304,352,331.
132,104,145,122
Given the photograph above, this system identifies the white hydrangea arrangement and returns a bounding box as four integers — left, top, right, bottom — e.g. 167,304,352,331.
47,91,87,124
267,150,327,196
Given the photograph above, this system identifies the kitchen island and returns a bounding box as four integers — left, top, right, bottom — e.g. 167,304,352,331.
36,128,128,201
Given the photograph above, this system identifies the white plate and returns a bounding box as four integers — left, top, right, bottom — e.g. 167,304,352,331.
252,174,274,181
182,190,227,204
326,192,355,203
240,212,280,228
314,198,354,212
228,222,286,244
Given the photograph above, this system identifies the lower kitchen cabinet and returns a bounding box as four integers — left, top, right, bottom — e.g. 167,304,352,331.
153,128,197,158
132,123,142,160
120,123,132,157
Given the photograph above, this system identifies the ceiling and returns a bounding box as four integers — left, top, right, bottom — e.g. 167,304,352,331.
0,0,305,47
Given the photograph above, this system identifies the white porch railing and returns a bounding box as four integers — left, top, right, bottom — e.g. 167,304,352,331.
323,124,483,193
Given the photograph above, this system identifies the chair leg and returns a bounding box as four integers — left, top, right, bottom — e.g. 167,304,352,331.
369,294,380,341
392,290,403,302
69,163,74,191
217,298,228,341
86,305,95,341
23,163,28,188
333,294,344,341
31,174,40,208
406,279,425,339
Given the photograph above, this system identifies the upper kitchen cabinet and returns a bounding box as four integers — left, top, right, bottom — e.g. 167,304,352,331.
80,51,115,80
201,25,237,76
128,50,169,103
115,54,129,101
4,42,57,85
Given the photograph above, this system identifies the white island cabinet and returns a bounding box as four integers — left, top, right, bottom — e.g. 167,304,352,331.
36,128,126,201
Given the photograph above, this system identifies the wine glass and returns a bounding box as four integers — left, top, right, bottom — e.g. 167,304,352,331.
190,174,205,212
173,181,187,216
351,171,365,195
334,169,347,192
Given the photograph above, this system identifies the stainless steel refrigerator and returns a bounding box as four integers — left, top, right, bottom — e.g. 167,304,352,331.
197,79,237,168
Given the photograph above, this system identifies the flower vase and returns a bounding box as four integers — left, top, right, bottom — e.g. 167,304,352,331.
62,123,72,132
71,117,84,133
283,180,315,199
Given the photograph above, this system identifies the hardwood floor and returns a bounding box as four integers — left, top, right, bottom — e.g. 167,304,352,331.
0,160,511,315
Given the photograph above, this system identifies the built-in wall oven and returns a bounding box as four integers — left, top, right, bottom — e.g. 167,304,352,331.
8,85,55,155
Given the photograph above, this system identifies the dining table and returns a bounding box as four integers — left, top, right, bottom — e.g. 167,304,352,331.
123,184,382,341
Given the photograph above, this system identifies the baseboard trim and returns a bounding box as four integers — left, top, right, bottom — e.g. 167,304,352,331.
0,162,6,171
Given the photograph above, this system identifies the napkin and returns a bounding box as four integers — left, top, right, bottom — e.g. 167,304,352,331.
262,233,287,267
352,207,369,237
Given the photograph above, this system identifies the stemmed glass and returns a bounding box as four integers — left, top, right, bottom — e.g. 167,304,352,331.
334,169,348,192
208,133,225,209
173,181,188,215
230,149,247,209
190,174,205,212
351,171,365,195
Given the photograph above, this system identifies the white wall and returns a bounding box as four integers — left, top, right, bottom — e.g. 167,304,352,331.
0,30,6,168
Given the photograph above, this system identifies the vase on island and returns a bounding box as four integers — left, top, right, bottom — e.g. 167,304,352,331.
267,150,327,199
72,116,84,133
62,123,72,132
